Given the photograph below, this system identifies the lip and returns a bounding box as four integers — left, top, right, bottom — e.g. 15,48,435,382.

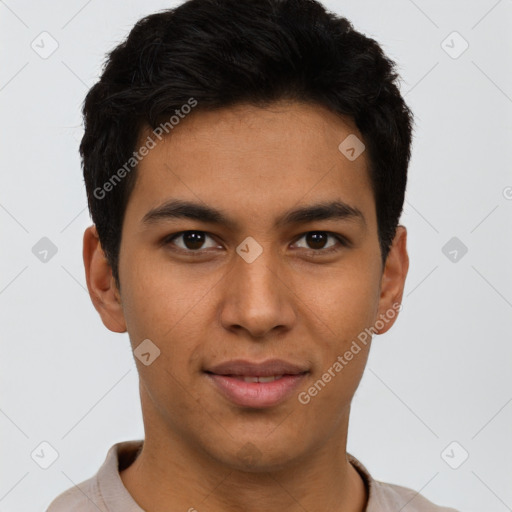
205,358,309,377
204,358,309,408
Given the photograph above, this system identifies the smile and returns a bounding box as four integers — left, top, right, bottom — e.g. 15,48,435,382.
205,372,308,408
230,375,284,383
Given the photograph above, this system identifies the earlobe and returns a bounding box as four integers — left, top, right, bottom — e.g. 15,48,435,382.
83,225,127,333
375,225,409,335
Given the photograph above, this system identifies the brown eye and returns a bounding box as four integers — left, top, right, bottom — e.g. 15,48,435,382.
305,232,329,250
181,231,206,250
292,231,348,254
164,231,219,252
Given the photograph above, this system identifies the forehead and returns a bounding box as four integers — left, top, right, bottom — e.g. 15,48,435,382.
126,101,375,229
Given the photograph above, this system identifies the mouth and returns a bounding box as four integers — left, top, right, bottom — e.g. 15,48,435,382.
204,359,310,408
216,374,289,383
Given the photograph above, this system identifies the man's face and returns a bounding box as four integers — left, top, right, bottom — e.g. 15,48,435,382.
87,101,407,470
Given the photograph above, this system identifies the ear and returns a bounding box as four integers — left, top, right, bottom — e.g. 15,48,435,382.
83,225,127,333
374,225,409,335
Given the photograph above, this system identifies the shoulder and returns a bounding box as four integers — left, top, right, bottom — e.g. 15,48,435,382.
45,440,144,512
347,453,460,512
371,479,461,512
46,474,104,512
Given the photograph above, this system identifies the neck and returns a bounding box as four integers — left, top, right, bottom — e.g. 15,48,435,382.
120,390,368,512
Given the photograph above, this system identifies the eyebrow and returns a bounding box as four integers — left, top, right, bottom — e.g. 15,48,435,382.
141,198,366,230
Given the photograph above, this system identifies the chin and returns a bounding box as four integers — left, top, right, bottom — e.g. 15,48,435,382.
204,437,305,473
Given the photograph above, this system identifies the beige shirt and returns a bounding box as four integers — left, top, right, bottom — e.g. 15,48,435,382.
46,440,460,512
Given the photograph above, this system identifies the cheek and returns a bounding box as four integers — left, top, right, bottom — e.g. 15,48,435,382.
119,250,214,384
119,248,201,340
295,259,381,341
294,267,379,425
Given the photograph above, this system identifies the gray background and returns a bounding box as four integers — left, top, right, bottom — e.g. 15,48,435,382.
1,1,511,510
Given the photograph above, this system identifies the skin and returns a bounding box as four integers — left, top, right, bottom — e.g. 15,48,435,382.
83,100,409,512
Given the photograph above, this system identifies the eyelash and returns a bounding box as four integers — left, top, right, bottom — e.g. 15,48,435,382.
161,230,350,257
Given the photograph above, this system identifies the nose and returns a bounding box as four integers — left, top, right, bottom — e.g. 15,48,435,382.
219,245,296,339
